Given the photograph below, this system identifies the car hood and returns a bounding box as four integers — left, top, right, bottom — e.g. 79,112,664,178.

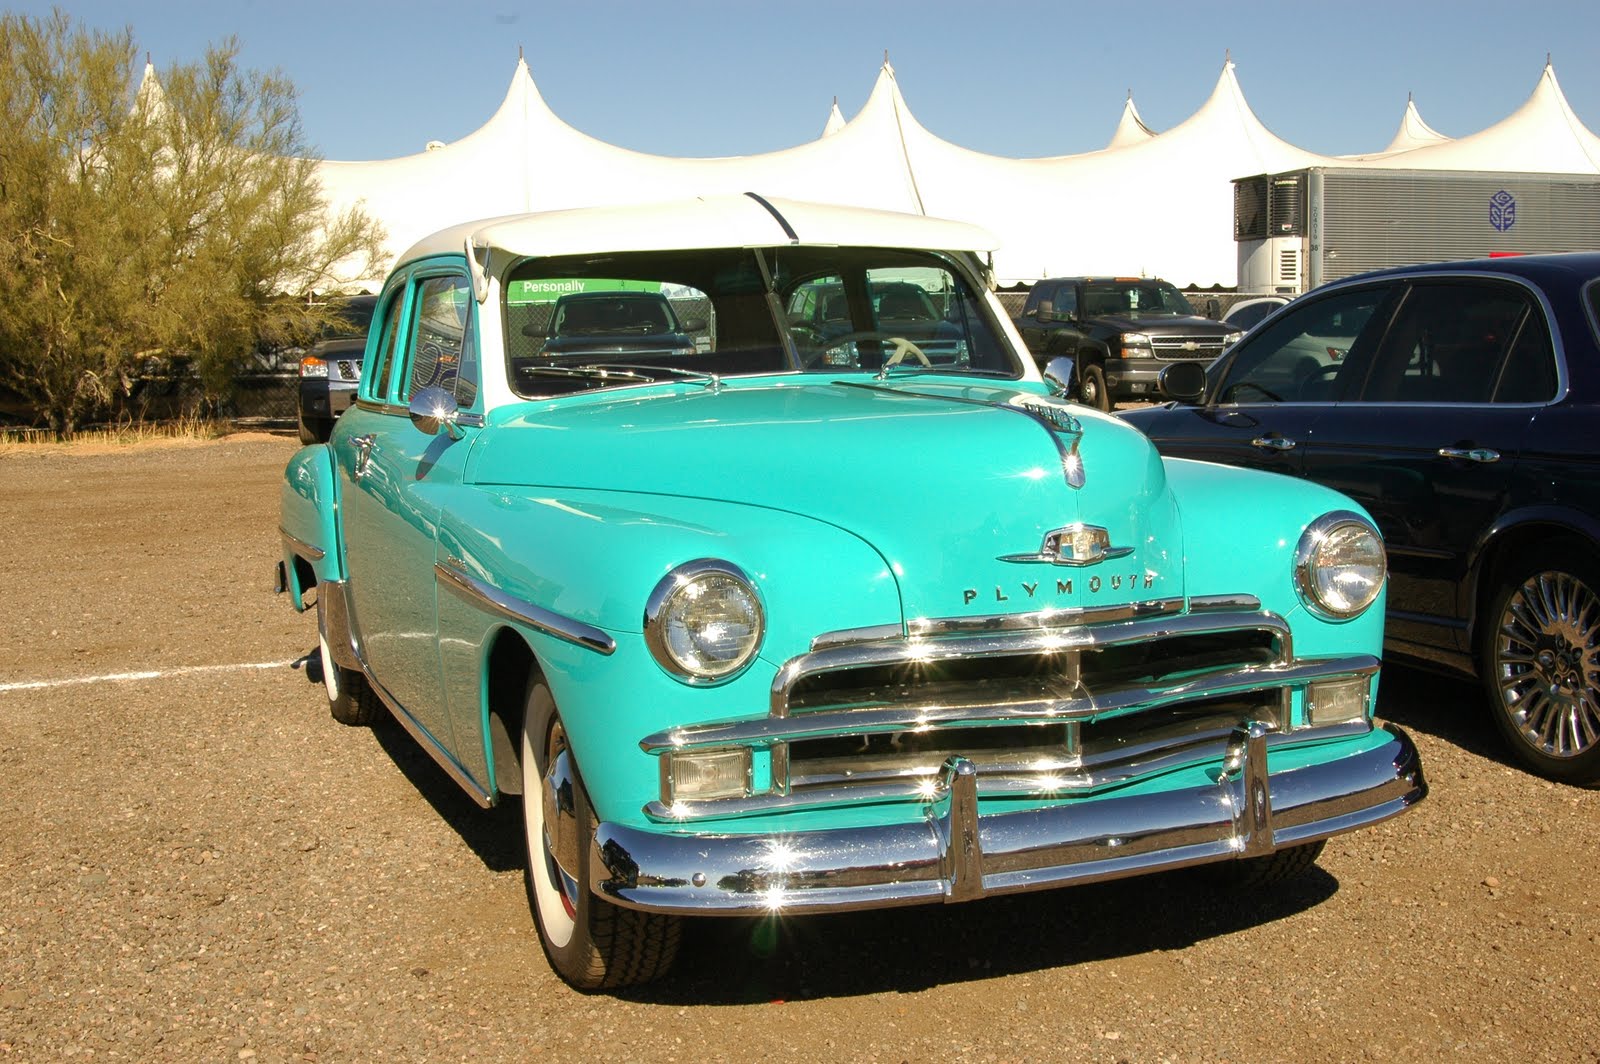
312,337,367,359
543,331,694,355
468,378,1185,619
1091,313,1234,335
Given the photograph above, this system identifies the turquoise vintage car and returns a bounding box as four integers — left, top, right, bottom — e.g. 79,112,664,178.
277,195,1425,989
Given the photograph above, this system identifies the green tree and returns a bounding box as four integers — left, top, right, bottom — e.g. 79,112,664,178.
0,9,387,435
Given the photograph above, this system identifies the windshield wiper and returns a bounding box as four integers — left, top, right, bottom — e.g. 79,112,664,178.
518,364,657,384
599,364,723,390
873,364,1017,379
518,363,722,391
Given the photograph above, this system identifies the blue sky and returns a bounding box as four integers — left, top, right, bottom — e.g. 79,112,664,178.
27,1,1600,162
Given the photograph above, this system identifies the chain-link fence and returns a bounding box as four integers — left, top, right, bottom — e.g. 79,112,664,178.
2,290,1254,433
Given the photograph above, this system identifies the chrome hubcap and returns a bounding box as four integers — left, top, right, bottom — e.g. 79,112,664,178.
541,724,581,918
1495,570,1600,759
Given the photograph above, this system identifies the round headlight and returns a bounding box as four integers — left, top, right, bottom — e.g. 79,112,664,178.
1295,512,1386,619
644,560,764,683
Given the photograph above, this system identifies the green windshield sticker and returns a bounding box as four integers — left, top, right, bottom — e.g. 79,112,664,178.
507,278,665,304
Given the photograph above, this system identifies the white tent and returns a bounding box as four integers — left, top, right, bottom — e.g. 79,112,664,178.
309,56,1598,290
1360,62,1600,172
1381,97,1452,154
1105,95,1156,149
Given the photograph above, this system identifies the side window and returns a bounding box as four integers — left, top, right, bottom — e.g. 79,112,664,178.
367,288,407,403
405,275,476,405
1492,306,1557,404
1217,284,1391,404
1055,284,1078,319
1362,282,1534,404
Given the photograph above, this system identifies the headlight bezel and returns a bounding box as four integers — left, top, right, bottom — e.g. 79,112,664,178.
1294,511,1386,620
644,559,765,685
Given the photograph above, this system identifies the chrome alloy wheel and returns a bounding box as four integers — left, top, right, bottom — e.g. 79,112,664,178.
522,717,581,947
1493,569,1600,760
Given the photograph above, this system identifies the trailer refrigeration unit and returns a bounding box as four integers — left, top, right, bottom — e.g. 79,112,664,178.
1233,167,1600,295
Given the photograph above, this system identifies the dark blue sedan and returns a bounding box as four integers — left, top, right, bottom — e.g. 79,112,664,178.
1122,252,1600,784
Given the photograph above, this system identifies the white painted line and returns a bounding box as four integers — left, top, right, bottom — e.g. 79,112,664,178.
0,660,301,693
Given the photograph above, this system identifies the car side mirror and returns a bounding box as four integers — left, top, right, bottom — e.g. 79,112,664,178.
1035,300,1055,325
409,385,464,439
1043,356,1075,398
679,316,708,333
1156,362,1207,405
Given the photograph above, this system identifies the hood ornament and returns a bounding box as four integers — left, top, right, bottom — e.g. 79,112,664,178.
1010,396,1085,489
998,524,1133,567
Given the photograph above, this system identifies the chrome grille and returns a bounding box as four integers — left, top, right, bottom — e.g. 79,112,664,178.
1150,335,1229,360
639,603,1380,820
336,360,362,381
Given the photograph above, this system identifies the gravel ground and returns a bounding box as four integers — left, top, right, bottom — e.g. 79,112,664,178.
1,434,1597,1063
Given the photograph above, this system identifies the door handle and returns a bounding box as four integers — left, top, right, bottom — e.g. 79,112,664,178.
1437,447,1500,464
1250,435,1296,452
352,434,377,479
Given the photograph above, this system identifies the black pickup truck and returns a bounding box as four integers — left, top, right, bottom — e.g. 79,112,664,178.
1013,277,1242,410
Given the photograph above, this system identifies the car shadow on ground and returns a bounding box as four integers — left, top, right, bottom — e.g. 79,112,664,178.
633,864,1339,1004
349,685,1346,1000
1375,663,1512,767
366,714,525,874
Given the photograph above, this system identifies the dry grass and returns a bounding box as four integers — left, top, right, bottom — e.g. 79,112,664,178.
0,416,242,455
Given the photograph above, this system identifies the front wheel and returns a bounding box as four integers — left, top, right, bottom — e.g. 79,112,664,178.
1078,363,1110,412
1198,840,1326,888
1479,549,1600,783
521,682,681,989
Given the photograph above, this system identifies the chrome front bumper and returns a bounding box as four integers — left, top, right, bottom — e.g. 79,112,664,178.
590,721,1424,915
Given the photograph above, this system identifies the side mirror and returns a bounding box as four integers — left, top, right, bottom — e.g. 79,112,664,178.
1035,299,1055,325
1156,362,1207,405
679,316,708,333
409,385,463,439
1042,356,1075,398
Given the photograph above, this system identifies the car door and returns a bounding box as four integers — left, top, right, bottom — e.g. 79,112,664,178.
1127,282,1399,478
336,266,481,752
1294,277,1546,657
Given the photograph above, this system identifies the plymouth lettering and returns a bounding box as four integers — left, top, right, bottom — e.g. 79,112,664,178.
964,572,1156,606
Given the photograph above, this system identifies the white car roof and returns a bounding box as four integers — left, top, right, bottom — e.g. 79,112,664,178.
395,194,1000,269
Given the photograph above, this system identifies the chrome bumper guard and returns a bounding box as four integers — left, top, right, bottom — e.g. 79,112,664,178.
591,720,1424,915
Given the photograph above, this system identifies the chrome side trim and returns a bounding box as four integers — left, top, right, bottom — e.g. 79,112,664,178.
591,721,1425,916
772,609,1291,717
434,560,616,655
363,669,494,809
279,528,326,562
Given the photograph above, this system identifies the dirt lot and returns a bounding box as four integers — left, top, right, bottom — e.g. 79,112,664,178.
1,434,1597,1063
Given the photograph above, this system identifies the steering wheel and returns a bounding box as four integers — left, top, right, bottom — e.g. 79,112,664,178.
800,330,929,370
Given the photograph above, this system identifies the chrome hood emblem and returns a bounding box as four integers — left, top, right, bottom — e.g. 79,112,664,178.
998,523,1134,567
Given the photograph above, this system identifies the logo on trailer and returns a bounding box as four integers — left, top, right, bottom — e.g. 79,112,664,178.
1489,190,1517,233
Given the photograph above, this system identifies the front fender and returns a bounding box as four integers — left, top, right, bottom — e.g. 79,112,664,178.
436,487,907,820
1161,457,1388,661
279,444,343,608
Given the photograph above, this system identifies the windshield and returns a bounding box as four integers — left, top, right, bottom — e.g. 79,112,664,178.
320,295,377,340
1080,281,1195,319
503,246,1018,397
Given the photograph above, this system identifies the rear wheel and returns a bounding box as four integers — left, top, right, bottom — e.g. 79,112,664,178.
520,682,681,989
318,598,381,727
1478,549,1600,783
